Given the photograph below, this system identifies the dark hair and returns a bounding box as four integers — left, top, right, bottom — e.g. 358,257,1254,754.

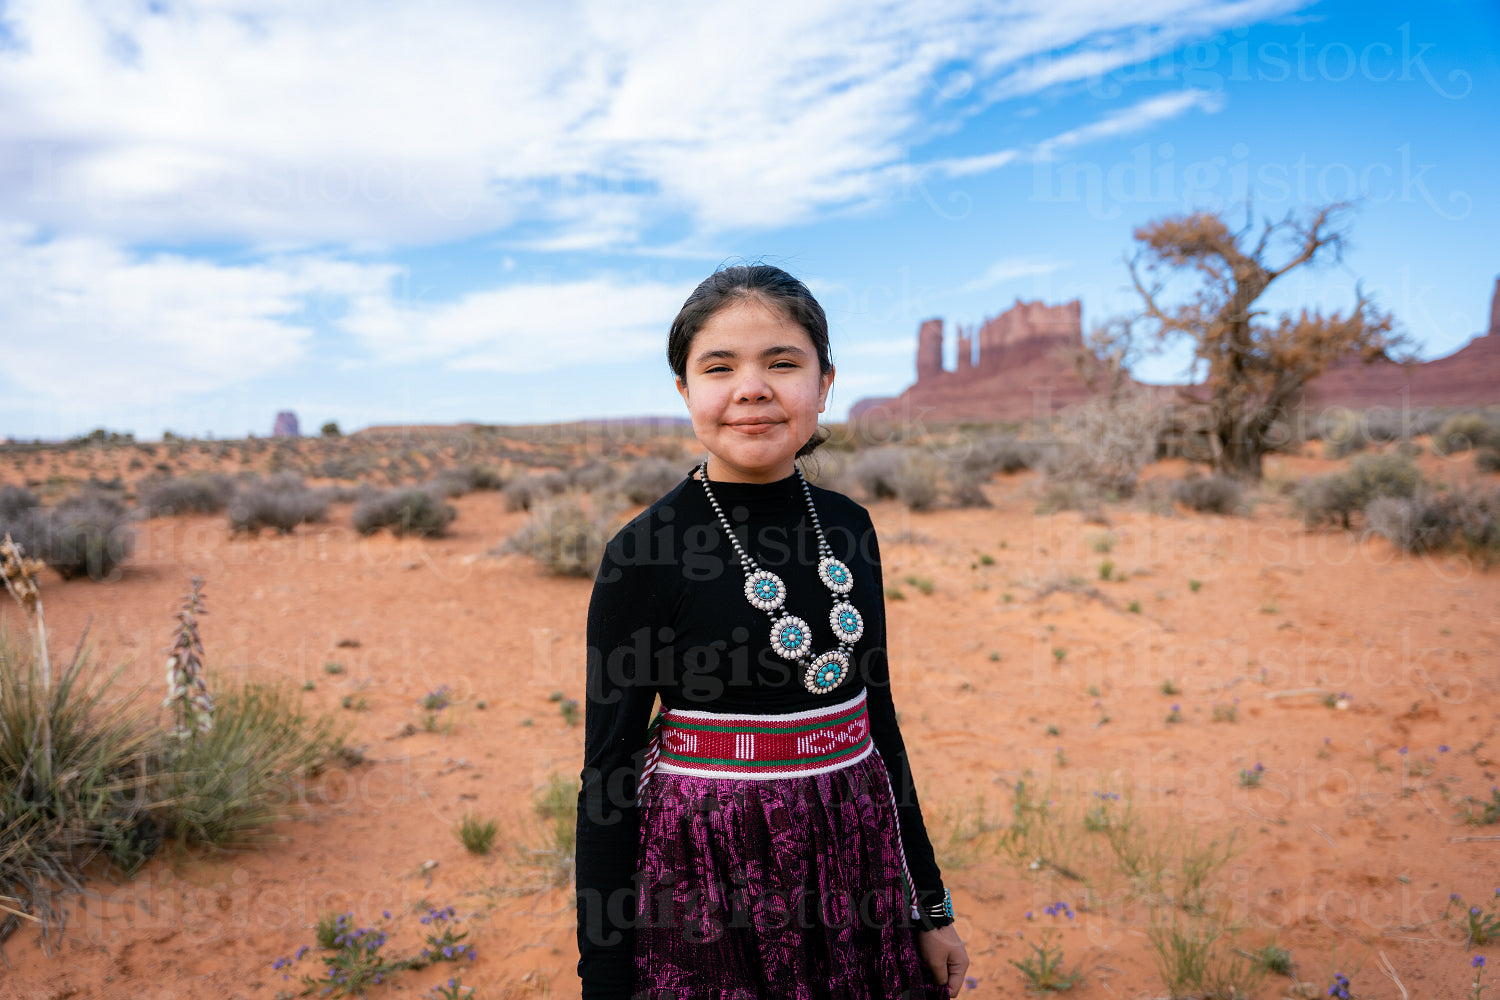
667,264,832,458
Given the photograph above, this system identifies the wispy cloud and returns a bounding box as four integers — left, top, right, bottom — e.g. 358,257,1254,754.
0,225,393,408
957,257,1072,294
340,274,695,374
0,0,1308,250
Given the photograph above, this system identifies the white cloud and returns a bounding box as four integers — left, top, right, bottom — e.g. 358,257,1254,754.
0,0,1309,249
0,225,395,408
340,275,695,374
957,257,1072,294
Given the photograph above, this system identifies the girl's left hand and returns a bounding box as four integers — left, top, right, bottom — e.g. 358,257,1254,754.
917,924,970,997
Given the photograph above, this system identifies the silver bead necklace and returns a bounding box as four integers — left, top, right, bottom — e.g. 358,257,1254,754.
698,461,863,695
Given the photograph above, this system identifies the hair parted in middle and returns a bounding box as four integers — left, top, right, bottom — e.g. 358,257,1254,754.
667,263,832,458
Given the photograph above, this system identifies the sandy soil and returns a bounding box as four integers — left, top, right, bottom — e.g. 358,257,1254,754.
2,446,1498,1000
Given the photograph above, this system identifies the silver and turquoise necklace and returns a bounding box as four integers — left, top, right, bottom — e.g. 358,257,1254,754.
698,460,864,695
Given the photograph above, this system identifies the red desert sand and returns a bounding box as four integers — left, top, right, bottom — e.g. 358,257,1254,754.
2,447,1498,1000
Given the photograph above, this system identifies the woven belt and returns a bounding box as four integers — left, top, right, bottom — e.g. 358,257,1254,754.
636,690,919,918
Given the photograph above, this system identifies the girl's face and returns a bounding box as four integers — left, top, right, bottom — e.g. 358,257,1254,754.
675,297,833,484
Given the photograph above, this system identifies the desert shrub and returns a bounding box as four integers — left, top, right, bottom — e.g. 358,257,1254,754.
1295,453,1420,530
0,485,45,555
1041,391,1165,499
948,466,991,508
40,490,136,580
850,448,941,509
1171,474,1245,515
1452,486,1500,564
1478,449,1500,474
505,494,612,577
1319,407,1411,458
954,435,1039,476
567,460,617,492
618,458,682,504
428,465,505,497
155,680,344,848
503,471,569,511
851,447,903,500
1294,474,1362,529
1435,413,1500,454
891,451,942,510
228,475,328,534
351,488,457,537
140,474,235,516
1365,493,1457,554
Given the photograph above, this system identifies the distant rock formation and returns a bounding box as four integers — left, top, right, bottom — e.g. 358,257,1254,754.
1297,277,1500,410
851,298,1108,422
851,278,1500,423
272,411,300,437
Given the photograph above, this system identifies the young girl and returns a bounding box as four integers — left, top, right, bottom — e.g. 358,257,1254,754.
577,265,969,1000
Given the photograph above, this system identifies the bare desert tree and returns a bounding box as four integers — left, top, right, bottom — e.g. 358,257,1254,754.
1128,202,1405,480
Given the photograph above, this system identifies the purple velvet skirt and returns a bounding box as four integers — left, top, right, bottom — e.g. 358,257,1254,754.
634,751,948,1000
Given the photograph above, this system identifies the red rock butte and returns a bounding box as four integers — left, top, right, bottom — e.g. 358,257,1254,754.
850,277,1500,423
851,298,1116,423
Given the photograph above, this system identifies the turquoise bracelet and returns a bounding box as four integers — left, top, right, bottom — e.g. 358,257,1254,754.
925,887,953,923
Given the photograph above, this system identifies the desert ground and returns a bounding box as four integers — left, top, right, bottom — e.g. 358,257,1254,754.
1,429,1498,1000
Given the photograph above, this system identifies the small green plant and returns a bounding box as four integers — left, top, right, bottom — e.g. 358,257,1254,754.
1052,647,1067,662
989,650,1001,662
301,680,316,692
1460,787,1500,825
1160,678,1180,696
455,813,499,855
509,773,579,891
340,694,369,711
1010,928,1084,992
1098,559,1114,581
1472,955,1488,1000
886,586,906,600
1251,942,1293,977
1128,600,1142,613
1188,579,1202,592
1090,533,1114,553
979,553,996,566
558,697,580,726
1045,724,1061,736
904,574,935,596
1239,762,1265,787
1451,891,1500,947
323,660,345,675
1165,703,1183,724
271,906,475,997
1146,913,1266,1000
1211,701,1238,723
420,686,453,711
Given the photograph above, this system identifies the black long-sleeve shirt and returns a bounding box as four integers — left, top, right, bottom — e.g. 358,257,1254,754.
575,470,947,999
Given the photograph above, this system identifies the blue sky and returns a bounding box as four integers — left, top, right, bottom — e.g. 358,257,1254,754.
1,0,1496,440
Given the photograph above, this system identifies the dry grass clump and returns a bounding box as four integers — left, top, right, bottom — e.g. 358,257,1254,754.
351,487,457,537
228,474,329,534
504,494,614,577
0,561,346,949
1171,474,1246,515
140,473,236,516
